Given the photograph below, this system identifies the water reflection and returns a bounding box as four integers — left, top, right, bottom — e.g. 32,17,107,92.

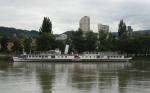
12,62,131,93
36,64,55,93
0,61,150,93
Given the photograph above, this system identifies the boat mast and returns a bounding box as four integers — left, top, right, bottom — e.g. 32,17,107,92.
29,38,32,54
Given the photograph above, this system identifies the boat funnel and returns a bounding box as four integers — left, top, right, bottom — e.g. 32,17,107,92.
64,44,69,54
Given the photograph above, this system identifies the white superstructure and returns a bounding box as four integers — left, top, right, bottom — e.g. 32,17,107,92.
12,51,132,62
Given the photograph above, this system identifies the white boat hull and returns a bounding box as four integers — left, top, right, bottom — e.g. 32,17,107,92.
13,57,132,62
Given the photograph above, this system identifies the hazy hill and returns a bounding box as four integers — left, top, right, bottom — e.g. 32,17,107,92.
62,30,150,37
133,29,150,34
0,26,39,38
1,26,150,39
63,31,74,37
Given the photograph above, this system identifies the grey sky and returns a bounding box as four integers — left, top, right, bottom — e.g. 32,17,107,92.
0,0,150,34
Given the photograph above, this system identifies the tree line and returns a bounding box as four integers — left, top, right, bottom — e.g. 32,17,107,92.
0,17,150,56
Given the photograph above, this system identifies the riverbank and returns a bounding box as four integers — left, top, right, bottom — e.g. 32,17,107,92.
0,53,12,61
131,56,150,64
132,56,150,60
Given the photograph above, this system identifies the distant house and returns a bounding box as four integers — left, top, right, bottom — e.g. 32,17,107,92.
7,42,14,51
0,43,1,50
31,38,37,51
55,34,67,41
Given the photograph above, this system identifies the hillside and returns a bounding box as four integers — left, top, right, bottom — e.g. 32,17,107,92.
62,30,150,37
134,29,150,34
0,26,39,38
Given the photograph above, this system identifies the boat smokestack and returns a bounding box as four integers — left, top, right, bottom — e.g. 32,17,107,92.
64,44,69,54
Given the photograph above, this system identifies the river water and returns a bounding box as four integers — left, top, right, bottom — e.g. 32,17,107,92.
0,60,150,93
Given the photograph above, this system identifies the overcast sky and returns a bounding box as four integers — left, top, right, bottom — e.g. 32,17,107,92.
0,0,150,34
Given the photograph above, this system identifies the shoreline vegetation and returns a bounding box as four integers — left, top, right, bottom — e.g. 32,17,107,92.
0,55,11,61
0,17,150,59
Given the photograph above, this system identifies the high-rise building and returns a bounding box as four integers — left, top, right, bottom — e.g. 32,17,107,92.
127,26,133,33
79,16,90,32
98,24,109,33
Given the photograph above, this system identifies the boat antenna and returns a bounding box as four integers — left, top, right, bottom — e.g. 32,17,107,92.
22,46,24,54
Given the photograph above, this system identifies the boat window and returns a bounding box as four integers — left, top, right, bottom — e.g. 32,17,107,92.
51,56,55,58
97,56,100,58
65,56,67,58
74,55,80,58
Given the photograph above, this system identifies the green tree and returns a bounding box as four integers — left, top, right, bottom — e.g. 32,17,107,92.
53,40,65,53
98,30,109,51
23,37,32,53
36,17,54,51
85,31,97,52
0,36,8,52
12,39,22,54
71,30,86,53
36,33,54,51
105,33,117,51
39,17,52,33
118,19,127,37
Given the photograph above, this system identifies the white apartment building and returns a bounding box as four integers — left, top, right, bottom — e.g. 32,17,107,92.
98,24,109,33
79,16,90,32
